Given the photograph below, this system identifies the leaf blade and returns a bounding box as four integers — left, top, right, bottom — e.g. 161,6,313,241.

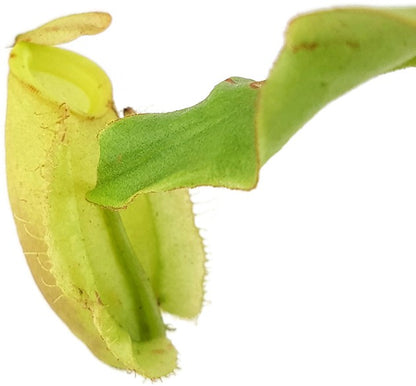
88,77,260,209
257,7,416,163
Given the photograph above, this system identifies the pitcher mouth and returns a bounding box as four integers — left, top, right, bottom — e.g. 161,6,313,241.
9,41,113,117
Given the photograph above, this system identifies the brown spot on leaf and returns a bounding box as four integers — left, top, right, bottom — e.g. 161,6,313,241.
95,291,104,305
23,82,40,96
151,349,167,355
123,107,136,117
291,42,319,53
56,103,70,124
225,77,236,84
249,81,264,89
346,41,360,49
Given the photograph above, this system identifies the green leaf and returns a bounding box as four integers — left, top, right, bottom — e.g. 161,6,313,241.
257,7,416,164
89,6,416,208
87,77,260,209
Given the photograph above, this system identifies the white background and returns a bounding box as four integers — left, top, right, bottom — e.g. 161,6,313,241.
2,0,416,385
